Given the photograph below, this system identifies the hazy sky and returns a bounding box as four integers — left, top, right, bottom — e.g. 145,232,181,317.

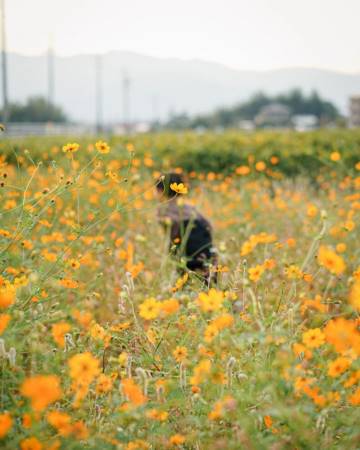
5,0,360,72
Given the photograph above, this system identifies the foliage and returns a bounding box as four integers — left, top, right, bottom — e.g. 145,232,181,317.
1,96,68,123
1,129,359,178
0,135,359,449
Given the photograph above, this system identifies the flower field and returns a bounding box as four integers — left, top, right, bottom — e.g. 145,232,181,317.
0,132,359,449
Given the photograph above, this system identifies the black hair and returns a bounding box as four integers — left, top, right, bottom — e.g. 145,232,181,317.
156,172,185,198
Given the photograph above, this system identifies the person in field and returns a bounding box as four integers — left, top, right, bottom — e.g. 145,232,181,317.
156,172,217,283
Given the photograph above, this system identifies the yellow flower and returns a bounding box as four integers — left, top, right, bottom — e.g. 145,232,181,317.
67,259,80,270
139,298,161,320
336,243,346,253
248,264,265,282
318,246,346,275
126,143,135,152
204,324,219,343
330,151,341,161
190,359,211,385
349,281,360,311
302,328,325,348
95,140,110,154
197,289,224,313
62,143,80,153
170,182,188,194
255,161,266,171
173,345,188,362
284,265,303,279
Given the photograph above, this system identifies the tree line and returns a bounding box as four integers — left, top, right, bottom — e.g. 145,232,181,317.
165,89,340,130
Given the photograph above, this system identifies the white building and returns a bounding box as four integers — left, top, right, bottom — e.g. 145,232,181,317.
349,96,360,128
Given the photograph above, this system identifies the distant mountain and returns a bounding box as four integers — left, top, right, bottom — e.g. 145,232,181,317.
2,51,360,123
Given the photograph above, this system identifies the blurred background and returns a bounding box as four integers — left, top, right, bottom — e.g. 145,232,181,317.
0,0,360,136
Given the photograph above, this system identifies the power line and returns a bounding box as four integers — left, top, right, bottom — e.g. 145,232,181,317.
0,0,8,125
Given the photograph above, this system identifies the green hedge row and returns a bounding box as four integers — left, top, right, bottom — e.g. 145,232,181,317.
1,129,360,177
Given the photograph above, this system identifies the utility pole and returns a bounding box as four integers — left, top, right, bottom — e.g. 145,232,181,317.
0,0,8,125
152,94,159,124
122,71,130,133
47,34,55,107
95,54,103,134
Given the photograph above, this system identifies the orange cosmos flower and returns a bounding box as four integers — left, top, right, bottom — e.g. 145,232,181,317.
0,286,15,309
160,298,180,316
0,412,12,438
348,387,360,406
0,314,10,335
146,409,168,421
96,374,113,394
21,375,62,412
47,411,72,436
349,281,360,311
292,342,312,360
330,151,341,161
255,161,266,171
212,313,234,330
20,437,43,450
72,309,93,329
121,378,147,406
324,318,360,355
169,434,186,445
22,413,32,429
52,322,71,348
72,421,89,440
307,204,318,217
328,357,351,377
317,246,346,275
68,352,100,384
235,165,250,176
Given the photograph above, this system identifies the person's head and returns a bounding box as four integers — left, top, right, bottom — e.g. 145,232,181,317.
156,172,185,199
